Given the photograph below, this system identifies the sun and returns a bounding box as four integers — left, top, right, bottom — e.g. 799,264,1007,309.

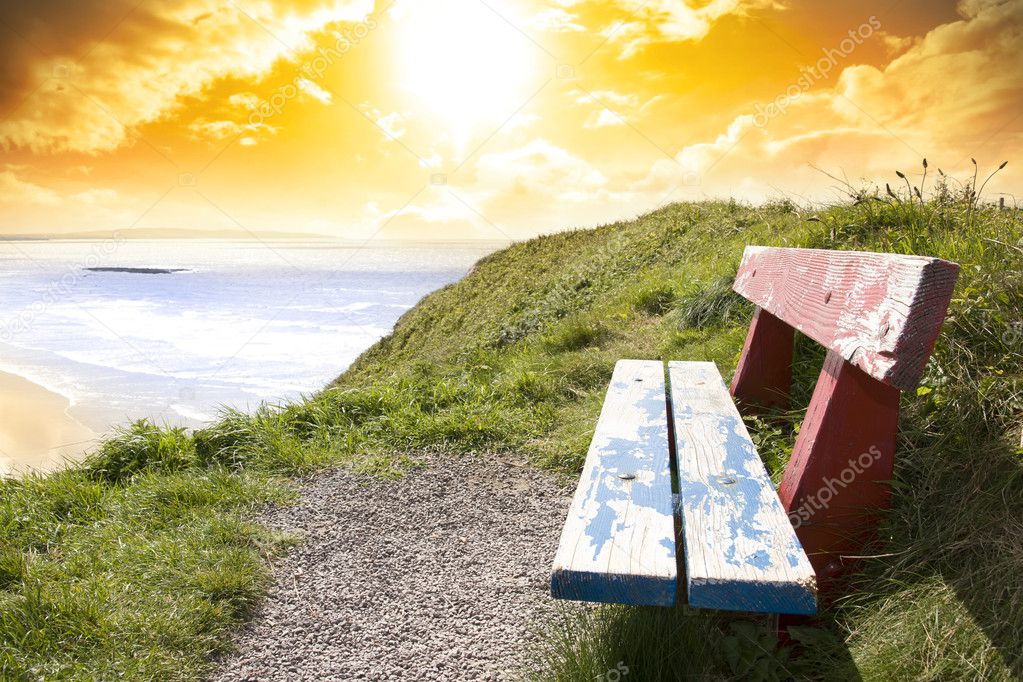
389,0,542,148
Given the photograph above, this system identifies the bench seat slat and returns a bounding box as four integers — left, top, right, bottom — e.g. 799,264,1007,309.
551,360,677,607
668,361,817,615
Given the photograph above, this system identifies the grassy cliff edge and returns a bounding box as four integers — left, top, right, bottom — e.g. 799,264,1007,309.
2,190,1021,679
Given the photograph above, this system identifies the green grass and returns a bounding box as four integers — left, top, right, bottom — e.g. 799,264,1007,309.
0,446,295,679
2,165,1021,679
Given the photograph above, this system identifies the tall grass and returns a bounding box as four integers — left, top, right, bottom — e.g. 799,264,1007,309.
1,170,1019,678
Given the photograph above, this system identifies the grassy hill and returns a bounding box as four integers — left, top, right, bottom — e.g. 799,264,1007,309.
2,176,1021,679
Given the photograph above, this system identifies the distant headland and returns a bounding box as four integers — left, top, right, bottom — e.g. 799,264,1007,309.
84,267,190,275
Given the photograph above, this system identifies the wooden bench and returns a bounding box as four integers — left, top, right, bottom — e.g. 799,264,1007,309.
551,246,959,614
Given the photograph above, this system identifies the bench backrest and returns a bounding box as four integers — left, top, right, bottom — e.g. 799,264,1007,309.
733,246,960,391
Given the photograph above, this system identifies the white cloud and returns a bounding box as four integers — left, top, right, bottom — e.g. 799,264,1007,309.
188,119,245,142
573,89,640,128
505,113,542,132
475,138,609,200
571,0,783,58
187,118,277,146
297,78,333,105
359,104,409,142
228,92,262,111
0,170,61,206
376,112,407,140
584,109,627,129
0,168,154,233
878,32,917,57
573,89,640,109
529,8,585,33
71,188,119,204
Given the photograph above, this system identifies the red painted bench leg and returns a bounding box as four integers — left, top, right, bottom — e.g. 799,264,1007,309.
730,308,794,412
779,350,900,587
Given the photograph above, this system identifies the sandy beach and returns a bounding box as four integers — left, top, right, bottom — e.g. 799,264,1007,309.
0,371,98,477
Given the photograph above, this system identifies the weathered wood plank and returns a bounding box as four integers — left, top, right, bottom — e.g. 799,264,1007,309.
733,246,959,391
669,361,816,615
551,360,677,607
779,350,901,581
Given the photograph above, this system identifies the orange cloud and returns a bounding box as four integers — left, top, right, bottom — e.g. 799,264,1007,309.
0,168,61,205
0,0,371,154
646,0,1023,202
0,0,1017,239
562,0,784,58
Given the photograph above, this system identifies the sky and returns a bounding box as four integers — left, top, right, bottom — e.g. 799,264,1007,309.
0,0,1020,240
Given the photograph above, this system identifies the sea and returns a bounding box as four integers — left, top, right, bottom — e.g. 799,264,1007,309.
0,239,500,435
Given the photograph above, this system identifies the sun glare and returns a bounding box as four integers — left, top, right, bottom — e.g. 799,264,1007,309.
390,0,540,147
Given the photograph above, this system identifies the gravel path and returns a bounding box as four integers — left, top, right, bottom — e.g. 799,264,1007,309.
210,454,575,681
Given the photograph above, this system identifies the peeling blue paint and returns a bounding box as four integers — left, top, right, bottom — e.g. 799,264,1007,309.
584,421,673,563
552,360,678,608
555,360,815,615
669,361,817,616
